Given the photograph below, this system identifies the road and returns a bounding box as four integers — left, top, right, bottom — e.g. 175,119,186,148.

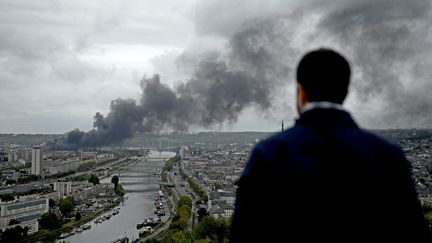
168,163,200,231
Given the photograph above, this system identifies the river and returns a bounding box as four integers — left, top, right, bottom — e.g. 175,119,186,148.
64,150,176,243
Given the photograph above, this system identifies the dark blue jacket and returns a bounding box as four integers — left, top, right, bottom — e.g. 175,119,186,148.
230,108,429,242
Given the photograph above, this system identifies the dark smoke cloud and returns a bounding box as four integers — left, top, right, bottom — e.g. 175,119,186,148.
62,56,278,148
317,0,432,127
58,0,432,148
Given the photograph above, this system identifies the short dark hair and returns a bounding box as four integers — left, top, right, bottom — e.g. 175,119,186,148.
296,48,351,104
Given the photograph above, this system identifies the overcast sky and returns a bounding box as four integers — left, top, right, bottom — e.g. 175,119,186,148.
1,0,431,134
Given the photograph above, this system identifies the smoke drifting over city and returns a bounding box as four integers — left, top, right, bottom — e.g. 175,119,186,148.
62,0,432,147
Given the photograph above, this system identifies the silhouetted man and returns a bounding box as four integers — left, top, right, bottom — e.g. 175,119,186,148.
230,49,430,242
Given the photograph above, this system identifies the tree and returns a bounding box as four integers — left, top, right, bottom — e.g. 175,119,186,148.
75,211,81,221
49,198,56,208
0,194,14,203
1,225,26,242
213,183,223,191
197,208,209,222
165,159,174,171
115,185,125,196
59,197,74,216
88,174,99,185
65,196,75,206
78,161,96,171
111,175,119,189
39,212,61,229
43,231,58,242
193,216,230,242
177,196,192,209
9,219,20,226
161,171,168,182
5,179,16,185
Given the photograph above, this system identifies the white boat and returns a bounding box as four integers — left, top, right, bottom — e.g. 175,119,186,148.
58,232,70,239
83,224,91,230
139,226,153,237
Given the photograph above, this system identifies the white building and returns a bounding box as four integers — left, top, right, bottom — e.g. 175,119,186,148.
0,198,49,234
53,181,72,198
31,146,43,175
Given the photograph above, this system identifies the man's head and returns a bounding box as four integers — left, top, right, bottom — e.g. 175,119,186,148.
296,48,351,112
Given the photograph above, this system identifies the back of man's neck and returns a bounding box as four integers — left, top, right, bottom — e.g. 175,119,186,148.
302,101,345,114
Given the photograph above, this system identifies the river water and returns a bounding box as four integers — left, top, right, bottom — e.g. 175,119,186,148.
65,150,175,243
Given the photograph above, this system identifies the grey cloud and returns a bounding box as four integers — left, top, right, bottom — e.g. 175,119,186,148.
0,30,99,82
63,0,432,147
4,0,431,139
60,10,303,147
317,0,432,127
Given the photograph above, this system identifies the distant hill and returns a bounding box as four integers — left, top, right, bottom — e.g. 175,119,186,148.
121,132,274,147
0,134,62,146
0,129,431,148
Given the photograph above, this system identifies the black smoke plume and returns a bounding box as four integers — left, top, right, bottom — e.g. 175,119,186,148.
59,0,432,148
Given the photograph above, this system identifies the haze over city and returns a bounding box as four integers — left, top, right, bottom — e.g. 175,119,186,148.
1,0,432,137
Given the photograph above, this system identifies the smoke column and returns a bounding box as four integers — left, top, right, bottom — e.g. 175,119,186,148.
61,0,432,147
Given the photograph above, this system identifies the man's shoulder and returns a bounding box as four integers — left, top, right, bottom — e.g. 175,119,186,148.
254,126,404,159
359,129,406,158
255,127,298,149
251,126,307,160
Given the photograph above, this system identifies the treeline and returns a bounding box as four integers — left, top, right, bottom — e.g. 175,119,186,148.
170,196,192,231
163,216,230,243
164,156,181,171
156,196,230,243
78,160,96,171
161,171,168,182
422,203,432,236
179,167,208,202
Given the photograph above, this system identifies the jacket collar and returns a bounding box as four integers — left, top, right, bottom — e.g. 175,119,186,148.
301,101,345,114
296,106,358,129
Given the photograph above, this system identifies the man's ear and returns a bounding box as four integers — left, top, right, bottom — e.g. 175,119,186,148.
298,84,308,105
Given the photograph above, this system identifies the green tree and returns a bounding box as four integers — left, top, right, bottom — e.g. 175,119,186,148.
165,160,174,171
193,216,230,242
49,198,56,208
177,205,191,230
111,175,119,189
0,194,14,202
88,174,100,185
78,161,96,171
169,196,193,232
5,179,16,185
197,208,209,222
177,196,192,209
1,225,28,242
213,183,223,190
9,219,20,225
59,197,74,216
75,211,82,221
115,185,125,196
39,212,61,229
43,231,58,242
161,171,168,182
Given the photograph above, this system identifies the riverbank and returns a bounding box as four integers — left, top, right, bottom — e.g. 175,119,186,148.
64,150,175,243
139,187,177,242
138,156,186,242
22,197,124,242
